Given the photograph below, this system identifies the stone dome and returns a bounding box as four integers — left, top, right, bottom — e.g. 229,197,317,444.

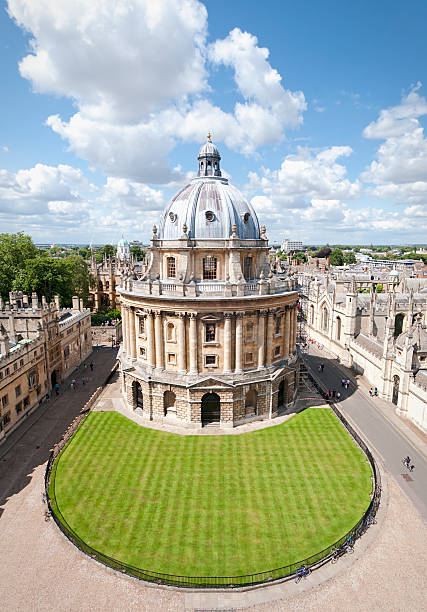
159,139,260,241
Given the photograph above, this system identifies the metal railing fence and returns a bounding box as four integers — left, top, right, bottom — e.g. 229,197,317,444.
44,365,380,589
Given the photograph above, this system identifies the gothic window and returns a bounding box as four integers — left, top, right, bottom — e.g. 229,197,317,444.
205,323,216,342
167,257,176,278
167,323,175,342
322,306,329,332
244,256,253,280
203,256,217,279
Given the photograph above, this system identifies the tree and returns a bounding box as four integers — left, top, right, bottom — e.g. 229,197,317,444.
315,247,332,259
130,245,145,261
329,249,344,266
343,252,356,265
292,251,308,264
0,232,38,301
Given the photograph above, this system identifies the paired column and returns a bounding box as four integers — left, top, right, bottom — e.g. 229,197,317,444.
266,310,275,366
134,311,140,358
285,306,291,356
122,306,128,354
146,310,155,367
177,313,186,372
235,312,243,372
224,313,232,372
257,310,267,369
293,306,298,350
129,307,136,359
189,313,198,374
154,311,164,369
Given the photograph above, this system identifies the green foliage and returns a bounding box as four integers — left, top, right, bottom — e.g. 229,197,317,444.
314,246,331,258
376,284,383,293
0,232,38,301
292,251,308,263
91,308,122,326
50,408,372,576
343,252,356,264
130,245,145,261
329,248,344,266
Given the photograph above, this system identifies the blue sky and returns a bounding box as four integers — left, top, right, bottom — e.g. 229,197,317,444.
1,0,426,245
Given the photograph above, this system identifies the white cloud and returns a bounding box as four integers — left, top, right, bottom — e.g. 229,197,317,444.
8,1,306,182
362,84,427,206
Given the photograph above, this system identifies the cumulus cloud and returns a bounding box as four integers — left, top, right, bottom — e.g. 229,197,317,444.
362,84,427,205
7,1,306,182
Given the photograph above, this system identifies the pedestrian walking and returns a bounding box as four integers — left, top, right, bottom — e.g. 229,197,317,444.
55,382,60,396
374,387,378,397
332,389,336,398
70,382,74,391
369,388,373,397
90,362,94,371
320,363,324,372
45,392,50,401
345,379,350,389
336,392,341,401
318,365,322,372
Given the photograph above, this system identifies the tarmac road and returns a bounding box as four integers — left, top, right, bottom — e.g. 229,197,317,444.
305,345,427,522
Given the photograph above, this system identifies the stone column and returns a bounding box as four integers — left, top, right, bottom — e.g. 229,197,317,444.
134,312,140,358
235,312,243,372
224,313,232,372
146,310,155,367
154,311,164,369
129,307,136,359
293,306,298,350
189,313,198,374
289,306,296,355
122,306,129,354
266,309,275,365
177,312,186,373
257,310,267,368
285,306,291,356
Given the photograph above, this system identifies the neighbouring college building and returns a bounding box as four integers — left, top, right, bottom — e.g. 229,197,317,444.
118,137,300,428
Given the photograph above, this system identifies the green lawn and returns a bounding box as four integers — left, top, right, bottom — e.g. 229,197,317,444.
50,407,372,577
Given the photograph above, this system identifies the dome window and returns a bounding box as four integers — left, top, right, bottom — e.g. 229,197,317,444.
169,212,177,223
243,212,251,223
205,211,215,222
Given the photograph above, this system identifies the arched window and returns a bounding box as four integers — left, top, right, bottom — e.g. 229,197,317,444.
244,256,253,280
322,305,329,331
98,281,103,291
336,316,342,341
167,257,176,278
164,390,176,416
310,305,314,324
245,389,257,415
167,322,175,341
203,257,217,280
205,323,216,342
394,313,404,338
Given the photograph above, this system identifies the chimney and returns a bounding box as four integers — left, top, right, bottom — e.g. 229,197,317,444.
31,292,38,309
41,296,47,309
0,324,9,356
72,296,79,311
79,298,84,311
8,313,16,343
23,294,29,307
54,295,60,310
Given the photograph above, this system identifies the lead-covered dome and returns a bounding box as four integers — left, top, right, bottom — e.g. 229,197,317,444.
159,137,260,241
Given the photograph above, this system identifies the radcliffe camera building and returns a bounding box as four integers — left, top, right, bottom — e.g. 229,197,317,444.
118,137,299,427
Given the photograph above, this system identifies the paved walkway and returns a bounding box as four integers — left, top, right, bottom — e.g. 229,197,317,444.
0,351,426,611
304,344,427,522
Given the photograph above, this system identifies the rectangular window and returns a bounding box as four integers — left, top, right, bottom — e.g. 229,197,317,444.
275,316,281,336
64,346,70,358
1,394,9,408
139,317,145,335
205,355,217,366
167,353,176,365
245,352,254,364
16,401,22,414
203,256,217,280
167,257,176,278
15,385,21,398
0,371,2,380
28,370,38,389
5,368,9,376
14,362,18,371
205,323,216,343
23,396,30,408
3,412,11,427
274,346,281,357
245,322,254,341
139,347,146,359
244,256,253,280
20,359,24,367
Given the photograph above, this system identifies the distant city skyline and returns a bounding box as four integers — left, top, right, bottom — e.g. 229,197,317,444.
1,0,427,245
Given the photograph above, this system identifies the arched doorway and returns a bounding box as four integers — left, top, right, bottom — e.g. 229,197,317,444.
278,380,288,409
336,316,342,341
132,381,143,410
245,389,257,416
163,390,176,416
392,375,400,405
51,370,57,388
201,392,220,424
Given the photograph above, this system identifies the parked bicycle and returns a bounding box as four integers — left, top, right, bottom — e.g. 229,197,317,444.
330,539,354,563
295,565,311,583
402,457,415,472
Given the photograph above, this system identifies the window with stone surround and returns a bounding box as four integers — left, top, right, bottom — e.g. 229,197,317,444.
205,323,216,342
167,322,176,341
3,411,11,427
205,354,217,367
274,345,281,357
23,396,30,408
16,401,22,414
245,352,254,364
140,347,146,359
139,317,145,335
167,257,176,278
244,256,253,280
15,385,21,398
245,321,254,341
168,353,176,365
203,256,217,280
275,315,281,336
1,394,9,408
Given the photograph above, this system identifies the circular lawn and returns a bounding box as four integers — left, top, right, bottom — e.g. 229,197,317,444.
49,407,372,578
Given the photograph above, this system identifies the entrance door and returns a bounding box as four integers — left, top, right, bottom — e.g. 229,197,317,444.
51,371,57,388
201,392,220,425
135,382,143,409
392,375,399,405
